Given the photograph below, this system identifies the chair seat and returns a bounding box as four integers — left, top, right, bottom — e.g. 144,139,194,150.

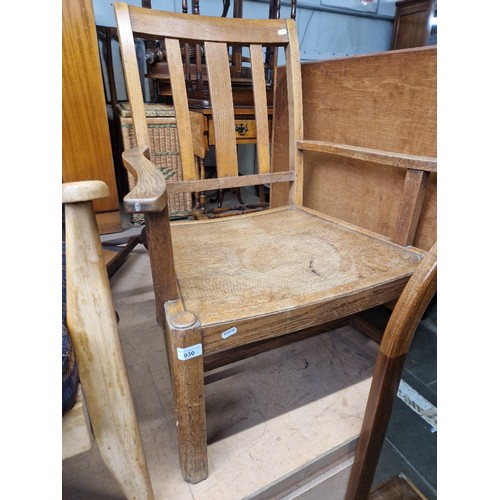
171,207,423,354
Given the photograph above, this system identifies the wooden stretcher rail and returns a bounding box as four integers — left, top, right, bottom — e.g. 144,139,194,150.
123,144,295,212
297,140,437,172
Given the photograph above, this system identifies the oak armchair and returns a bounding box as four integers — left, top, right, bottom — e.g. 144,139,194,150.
114,3,437,496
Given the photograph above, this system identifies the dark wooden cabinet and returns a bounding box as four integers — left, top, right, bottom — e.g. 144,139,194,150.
391,0,436,50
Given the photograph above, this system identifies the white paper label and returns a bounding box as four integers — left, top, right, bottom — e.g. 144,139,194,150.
277,28,287,35
177,343,203,361
221,327,237,339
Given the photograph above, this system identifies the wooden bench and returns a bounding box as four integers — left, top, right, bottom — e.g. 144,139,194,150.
271,46,436,252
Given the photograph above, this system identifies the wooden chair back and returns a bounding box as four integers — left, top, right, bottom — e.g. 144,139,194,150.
143,1,296,106
177,0,297,106
115,3,304,208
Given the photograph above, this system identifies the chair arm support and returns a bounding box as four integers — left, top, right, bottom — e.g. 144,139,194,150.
297,140,437,172
122,145,168,213
62,180,110,204
380,241,437,358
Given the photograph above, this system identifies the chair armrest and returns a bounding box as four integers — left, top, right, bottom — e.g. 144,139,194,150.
380,241,437,358
62,180,110,204
297,140,437,172
122,145,168,213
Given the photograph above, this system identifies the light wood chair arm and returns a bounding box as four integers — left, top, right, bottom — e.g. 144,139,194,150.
62,180,110,204
64,182,154,498
297,140,437,172
122,145,168,213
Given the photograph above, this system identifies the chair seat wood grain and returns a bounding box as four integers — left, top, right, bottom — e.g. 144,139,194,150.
171,207,422,354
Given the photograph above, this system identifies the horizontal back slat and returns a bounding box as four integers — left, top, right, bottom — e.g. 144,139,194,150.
166,171,295,195
128,6,290,44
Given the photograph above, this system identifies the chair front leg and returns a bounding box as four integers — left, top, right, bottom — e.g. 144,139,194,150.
344,351,406,500
164,303,208,483
144,208,178,326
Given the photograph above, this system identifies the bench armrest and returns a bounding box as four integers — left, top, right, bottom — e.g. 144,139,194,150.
297,140,437,172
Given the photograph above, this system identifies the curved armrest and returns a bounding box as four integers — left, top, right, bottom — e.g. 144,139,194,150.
122,145,168,213
62,180,109,204
380,241,437,358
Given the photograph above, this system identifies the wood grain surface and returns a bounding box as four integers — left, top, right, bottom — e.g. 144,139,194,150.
64,183,154,499
272,47,436,250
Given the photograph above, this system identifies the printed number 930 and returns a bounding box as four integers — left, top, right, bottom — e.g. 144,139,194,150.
177,344,203,361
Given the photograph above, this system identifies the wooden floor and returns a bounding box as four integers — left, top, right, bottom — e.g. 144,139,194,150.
62,243,379,499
